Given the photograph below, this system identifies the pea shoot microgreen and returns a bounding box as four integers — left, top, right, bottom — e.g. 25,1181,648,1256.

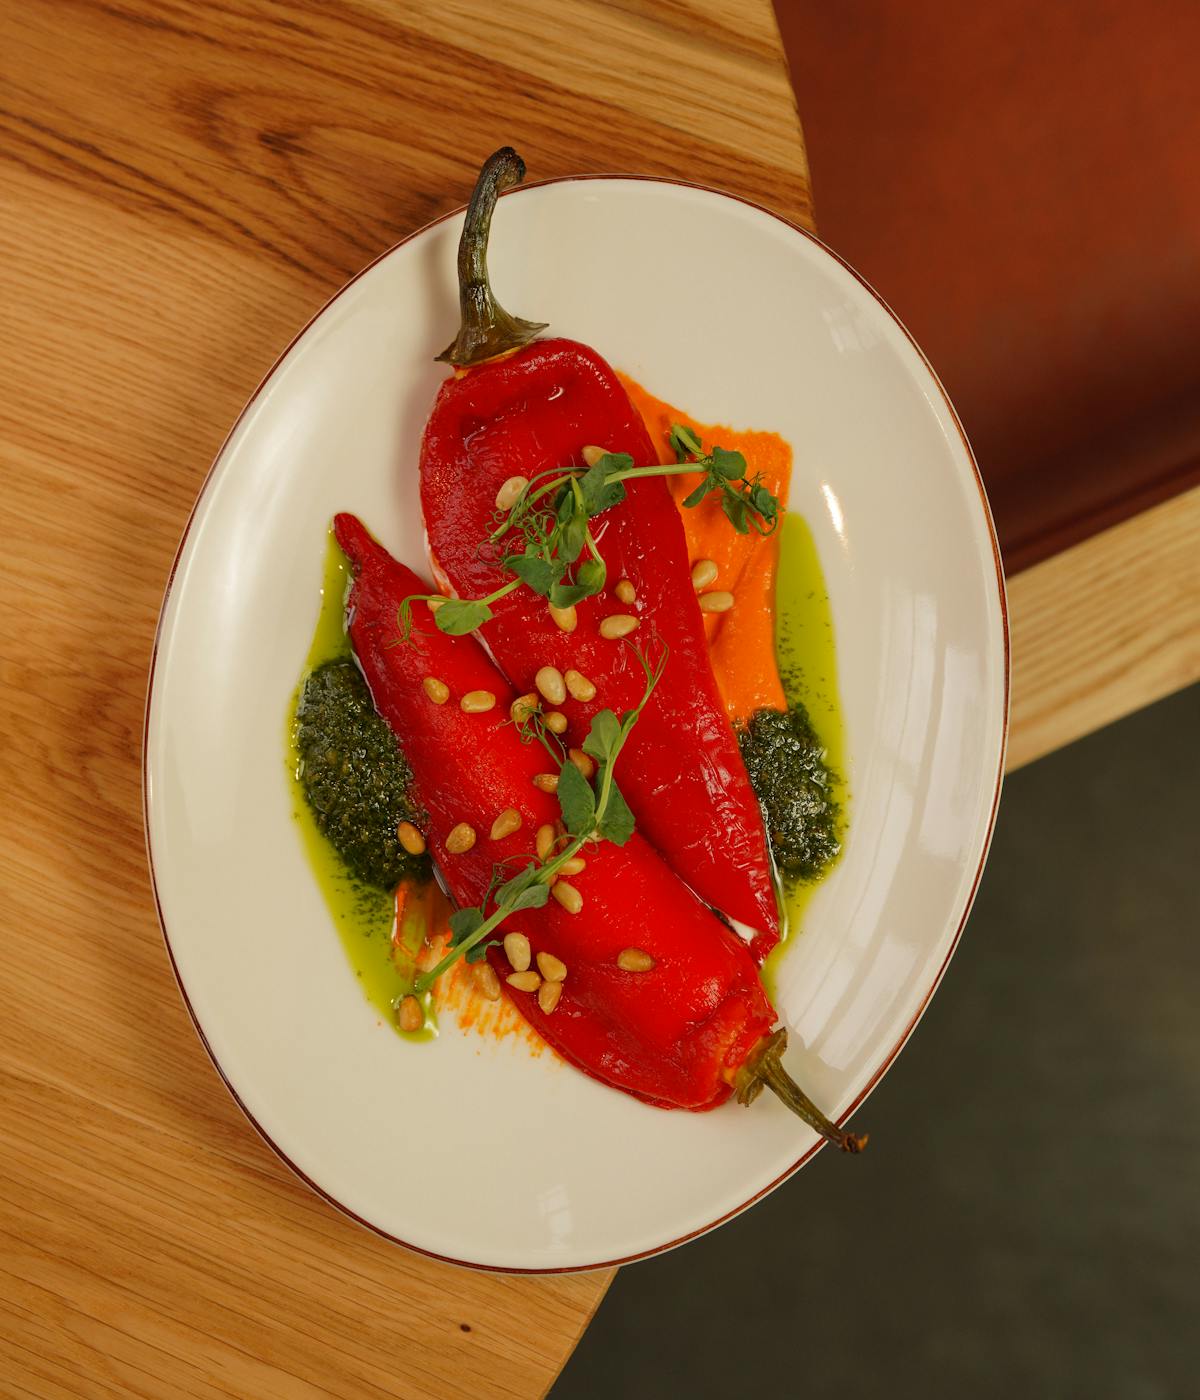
666,425,781,536
509,700,566,768
397,427,779,641
412,641,667,992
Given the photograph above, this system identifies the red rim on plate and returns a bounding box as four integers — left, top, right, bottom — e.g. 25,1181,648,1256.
143,174,1010,1274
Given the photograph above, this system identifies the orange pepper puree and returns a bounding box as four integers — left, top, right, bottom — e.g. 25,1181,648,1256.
396,880,549,1052
619,375,791,720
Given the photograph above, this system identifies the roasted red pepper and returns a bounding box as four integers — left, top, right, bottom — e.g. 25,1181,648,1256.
334,512,864,1147
418,149,781,957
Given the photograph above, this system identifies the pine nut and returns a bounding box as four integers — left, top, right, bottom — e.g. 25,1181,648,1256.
537,951,567,982
445,823,476,854
511,692,539,723
503,932,531,972
495,475,529,511
617,947,655,972
535,665,566,705
490,808,522,841
569,748,596,780
599,614,639,640
549,603,578,633
699,591,734,614
397,821,426,855
544,710,568,734
552,881,583,914
565,669,596,702
691,558,718,590
559,856,586,876
422,676,450,705
538,980,563,1015
581,445,608,467
506,970,541,993
533,772,559,793
460,689,497,713
535,824,556,860
473,962,502,1001
615,579,636,604
397,995,424,1032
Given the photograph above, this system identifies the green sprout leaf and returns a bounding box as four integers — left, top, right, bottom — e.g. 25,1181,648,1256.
556,759,596,836
681,479,715,509
548,580,591,608
449,907,484,946
496,863,553,912
581,709,622,764
596,779,635,846
576,558,606,592
669,423,703,462
505,554,560,597
710,445,747,480
751,483,779,520
434,598,493,634
558,510,588,565
721,491,751,534
549,557,606,609
579,453,631,515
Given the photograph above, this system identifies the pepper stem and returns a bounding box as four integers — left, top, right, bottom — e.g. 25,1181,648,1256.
734,1028,868,1153
436,147,548,367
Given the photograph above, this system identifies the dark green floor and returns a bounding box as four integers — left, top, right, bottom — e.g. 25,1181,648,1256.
552,684,1200,1400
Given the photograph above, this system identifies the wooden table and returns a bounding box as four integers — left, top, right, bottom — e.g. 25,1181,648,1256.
2,4,1196,1397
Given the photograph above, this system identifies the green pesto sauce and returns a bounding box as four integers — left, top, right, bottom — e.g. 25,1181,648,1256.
287,531,436,1039
296,658,426,890
763,511,849,993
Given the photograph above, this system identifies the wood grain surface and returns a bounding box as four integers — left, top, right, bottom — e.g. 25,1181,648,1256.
1006,485,1200,771
0,3,810,1398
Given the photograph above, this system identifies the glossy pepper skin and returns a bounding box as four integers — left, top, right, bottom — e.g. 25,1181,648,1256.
420,339,781,957
334,512,776,1110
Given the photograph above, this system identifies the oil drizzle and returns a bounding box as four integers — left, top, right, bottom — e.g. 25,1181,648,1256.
763,512,849,993
286,531,437,1039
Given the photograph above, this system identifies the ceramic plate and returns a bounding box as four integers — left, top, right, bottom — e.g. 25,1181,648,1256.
144,176,1008,1272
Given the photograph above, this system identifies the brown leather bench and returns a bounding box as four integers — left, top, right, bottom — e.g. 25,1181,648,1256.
777,0,1200,570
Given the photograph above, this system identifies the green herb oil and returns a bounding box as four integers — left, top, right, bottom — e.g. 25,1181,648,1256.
764,512,849,991
286,530,436,1039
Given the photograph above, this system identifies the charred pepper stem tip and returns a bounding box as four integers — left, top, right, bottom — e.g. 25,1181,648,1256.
734,1028,868,1154
436,147,549,368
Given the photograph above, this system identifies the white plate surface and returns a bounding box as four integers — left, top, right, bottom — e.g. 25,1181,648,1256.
145,177,1008,1272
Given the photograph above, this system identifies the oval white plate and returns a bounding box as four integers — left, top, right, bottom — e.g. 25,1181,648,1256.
145,176,1007,1272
